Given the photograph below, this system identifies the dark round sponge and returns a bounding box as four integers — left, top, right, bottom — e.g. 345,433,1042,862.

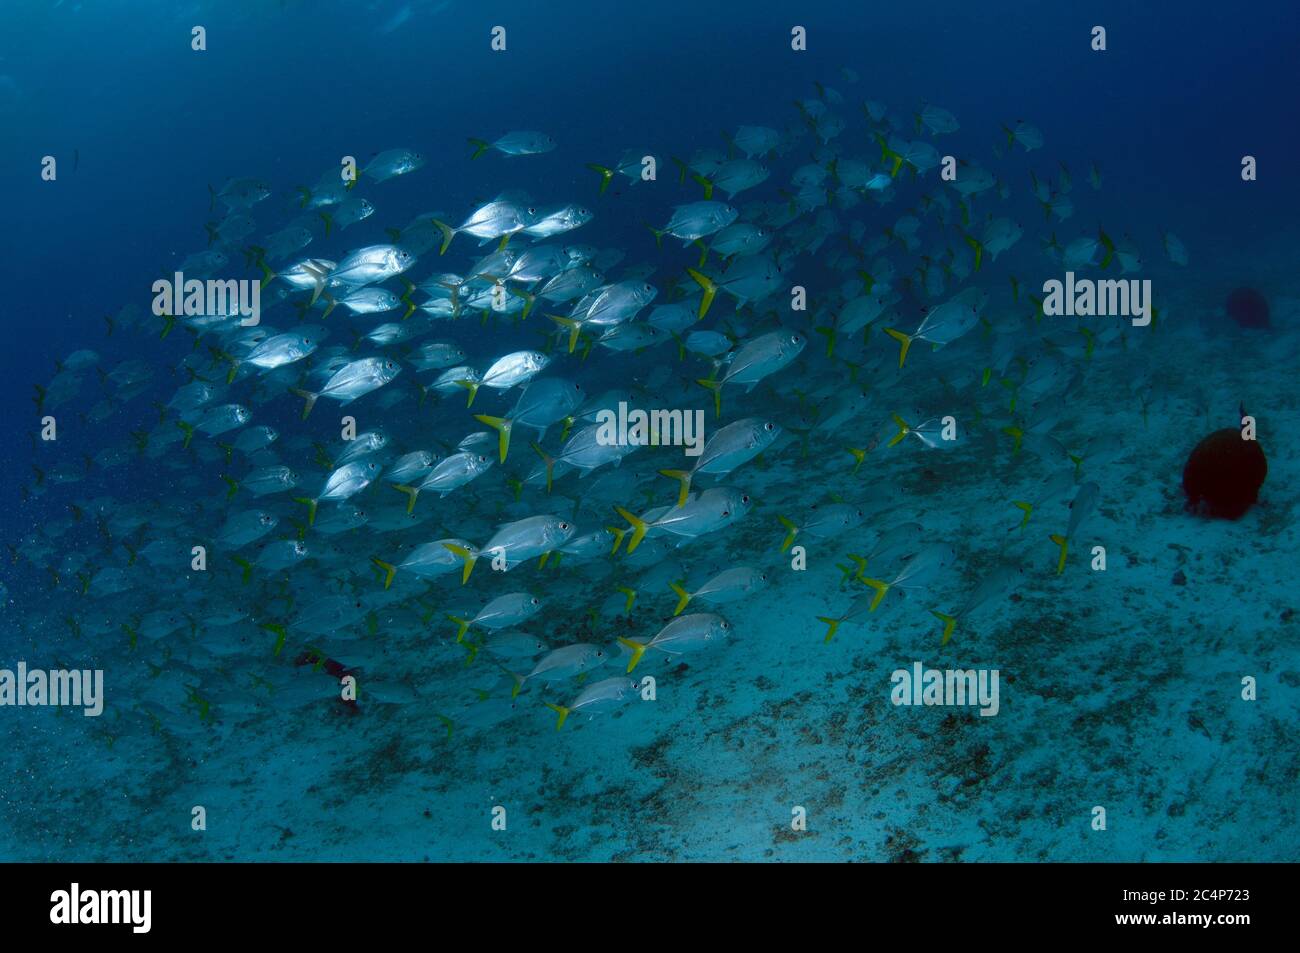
1182,428,1267,519
1225,287,1270,329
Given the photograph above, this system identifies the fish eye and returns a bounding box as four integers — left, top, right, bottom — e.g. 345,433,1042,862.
764,422,775,431
527,207,537,215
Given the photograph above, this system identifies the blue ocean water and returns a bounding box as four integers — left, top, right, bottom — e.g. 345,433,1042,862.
1,0,1297,861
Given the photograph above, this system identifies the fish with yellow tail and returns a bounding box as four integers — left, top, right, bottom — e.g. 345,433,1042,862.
1048,481,1100,574
543,676,639,730
670,567,767,616
659,417,779,506
858,542,957,613
930,564,1024,646
696,329,805,417
371,538,480,590
617,613,731,673
882,289,982,369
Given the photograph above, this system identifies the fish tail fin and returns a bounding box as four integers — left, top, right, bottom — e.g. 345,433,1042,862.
645,223,665,248
931,610,958,647
461,641,480,666
431,219,455,255
547,314,583,353
606,525,627,555
670,156,689,183
695,377,722,418
847,447,867,474
883,327,913,368
260,622,287,656
544,702,572,731
220,474,238,500
615,586,637,615
692,239,709,269
812,325,837,357
670,581,692,616
500,666,526,699
372,557,397,590
1001,425,1024,455
685,267,718,319
289,387,318,420
615,506,648,554
530,441,556,494
586,163,614,194
176,420,195,450
448,615,471,643
474,414,514,462
507,285,536,320
860,578,890,611
319,211,333,236
887,414,911,448
1012,501,1033,529
1098,228,1115,268
467,137,491,159
817,616,842,643
617,637,649,674
454,378,480,408
777,515,799,553
964,234,984,271
292,496,318,527
658,468,692,507
691,173,715,200
391,484,420,515
231,555,254,585
1049,533,1069,574
670,330,686,361
442,543,478,584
